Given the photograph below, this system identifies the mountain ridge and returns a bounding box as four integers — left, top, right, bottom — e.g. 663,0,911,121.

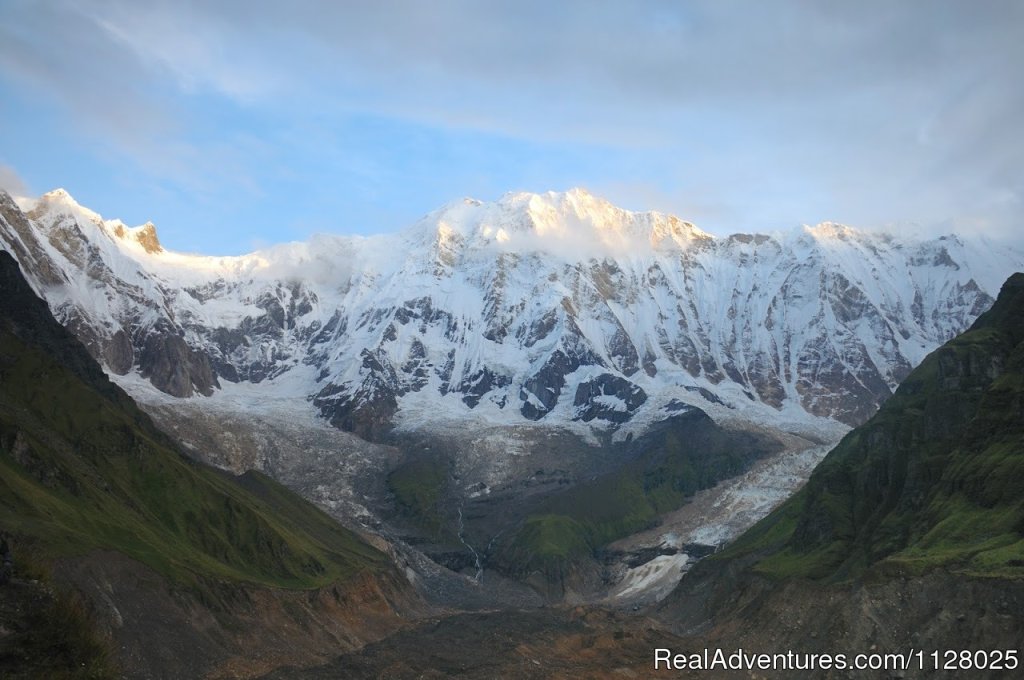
2,187,1021,442
646,271,1024,679
0,249,421,677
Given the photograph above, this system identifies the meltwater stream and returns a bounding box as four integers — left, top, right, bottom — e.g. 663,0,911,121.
456,505,484,582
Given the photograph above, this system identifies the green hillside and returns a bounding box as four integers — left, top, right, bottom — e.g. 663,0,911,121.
494,411,779,580
715,272,1024,581
0,251,387,590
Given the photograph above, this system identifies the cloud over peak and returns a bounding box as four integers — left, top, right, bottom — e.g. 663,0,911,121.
0,1,1021,251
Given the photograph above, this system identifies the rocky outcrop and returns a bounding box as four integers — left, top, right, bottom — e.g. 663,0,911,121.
313,349,402,440
133,222,162,253
0,192,68,289
102,328,134,375
456,367,511,408
573,373,647,423
520,342,601,420
139,329,219,397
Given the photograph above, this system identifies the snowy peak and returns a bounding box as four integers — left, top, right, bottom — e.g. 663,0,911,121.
803,221,861,241
509,188,712,251
39,187,79,205
31,187,102,223
411,188,712,262
109,221,163,254
26,188,165,257
2,187,1022,441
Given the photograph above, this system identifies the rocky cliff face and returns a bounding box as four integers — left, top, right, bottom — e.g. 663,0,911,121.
2,188,1020,440
734,271,1024,580
656,272,1024,672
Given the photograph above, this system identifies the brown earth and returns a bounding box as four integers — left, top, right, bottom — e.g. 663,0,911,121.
656,569,1024,680
260,607,682,679
0,573,118,679
254,569,1024,679
54,551,425,679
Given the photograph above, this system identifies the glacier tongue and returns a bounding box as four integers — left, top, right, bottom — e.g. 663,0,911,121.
1,187,1021,438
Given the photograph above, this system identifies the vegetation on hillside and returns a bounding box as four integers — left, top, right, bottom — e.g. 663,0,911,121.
715,272,1024,581
493,410,779,580
0,548,118,679
0,252,387,591
386,456,453,540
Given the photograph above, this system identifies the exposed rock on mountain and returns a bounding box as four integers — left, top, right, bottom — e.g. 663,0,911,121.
573,373,647,423
138,326,219,397
2,188,1019,441
697,272,1024,580
0,250,418,678
656,271,1024,676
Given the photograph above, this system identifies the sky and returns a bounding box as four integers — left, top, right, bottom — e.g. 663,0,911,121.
0,1,1021,254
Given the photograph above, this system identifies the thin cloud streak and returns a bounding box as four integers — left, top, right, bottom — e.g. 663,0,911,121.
0,164,30,197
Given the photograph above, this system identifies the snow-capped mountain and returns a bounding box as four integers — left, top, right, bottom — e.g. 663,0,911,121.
1,187,1019,439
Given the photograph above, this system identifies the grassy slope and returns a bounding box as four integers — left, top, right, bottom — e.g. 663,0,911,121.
386,456,451,540
494,410,779,579
714,272,1024,581
0,253,387,591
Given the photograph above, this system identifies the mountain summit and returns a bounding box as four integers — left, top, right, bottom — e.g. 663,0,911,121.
410,188,709,256
1,188,1021,440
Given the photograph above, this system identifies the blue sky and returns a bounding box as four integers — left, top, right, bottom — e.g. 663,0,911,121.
1,1,1021,254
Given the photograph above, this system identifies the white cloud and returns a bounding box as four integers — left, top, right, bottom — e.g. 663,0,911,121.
0,0,1021,240
0,163,30,197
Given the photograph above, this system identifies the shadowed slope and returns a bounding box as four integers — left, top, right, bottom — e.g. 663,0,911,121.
0,250,418,677
0,250,387,587
709,272,1024,581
